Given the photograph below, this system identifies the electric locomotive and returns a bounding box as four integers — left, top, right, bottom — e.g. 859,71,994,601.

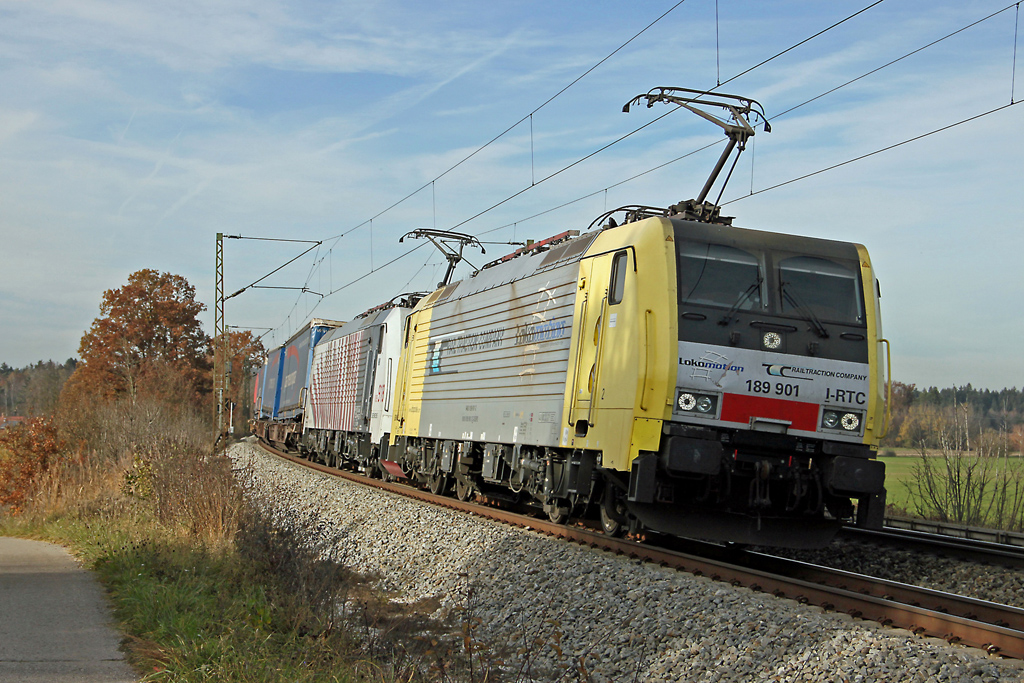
300,295,423,473
254,87,890,548
386,89,888,547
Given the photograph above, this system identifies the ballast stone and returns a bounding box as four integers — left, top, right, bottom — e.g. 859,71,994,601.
230,441,1022,682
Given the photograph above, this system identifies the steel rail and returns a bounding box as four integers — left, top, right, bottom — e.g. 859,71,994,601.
840,525,1024,570
255,441,1024,658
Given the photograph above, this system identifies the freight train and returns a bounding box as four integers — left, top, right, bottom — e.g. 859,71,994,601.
251,88,890,548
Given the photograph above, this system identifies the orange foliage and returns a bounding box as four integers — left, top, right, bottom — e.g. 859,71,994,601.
70,269,211,404
213,330,265,426
0,417,62,514
1011,424,1024,454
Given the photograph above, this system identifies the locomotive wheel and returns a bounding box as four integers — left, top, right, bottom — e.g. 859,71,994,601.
600,488,626,537
546,499,569,525
428,473,448,496
599,502,623,536
455,478,473,501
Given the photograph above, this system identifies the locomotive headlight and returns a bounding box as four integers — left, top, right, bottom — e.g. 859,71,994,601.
822,411,840,429
762,331,782,349
841,412,861,431
677,391,717,415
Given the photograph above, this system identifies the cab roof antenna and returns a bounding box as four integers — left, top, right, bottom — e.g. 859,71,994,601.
399,228,485,288
623,87,770,222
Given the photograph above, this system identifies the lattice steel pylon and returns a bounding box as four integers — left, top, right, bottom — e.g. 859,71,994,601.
214,232,226,435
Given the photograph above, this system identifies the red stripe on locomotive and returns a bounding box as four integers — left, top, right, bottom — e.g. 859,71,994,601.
719,393,819,432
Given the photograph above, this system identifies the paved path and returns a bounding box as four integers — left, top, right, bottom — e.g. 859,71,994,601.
0,537,137,683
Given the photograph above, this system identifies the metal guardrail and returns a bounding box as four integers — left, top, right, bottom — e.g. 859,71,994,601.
885,516,1024,548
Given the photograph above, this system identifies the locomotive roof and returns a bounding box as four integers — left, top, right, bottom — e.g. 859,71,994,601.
668,217,864,261
317,304,408,346
412,216,864,313
418,229,601,310
265,317,346,356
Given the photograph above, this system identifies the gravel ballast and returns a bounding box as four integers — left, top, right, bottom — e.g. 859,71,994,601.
231,440,1023,682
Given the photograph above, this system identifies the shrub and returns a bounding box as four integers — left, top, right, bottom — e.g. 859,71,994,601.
0,417,62,514
910,403,1024,530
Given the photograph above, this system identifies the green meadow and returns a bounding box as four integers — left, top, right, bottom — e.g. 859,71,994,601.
879,452,1024,520
878,454,919,511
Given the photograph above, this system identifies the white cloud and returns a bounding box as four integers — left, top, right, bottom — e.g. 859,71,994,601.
0,0,1021,391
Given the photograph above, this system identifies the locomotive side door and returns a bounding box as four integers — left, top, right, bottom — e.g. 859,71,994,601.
569,249,631,436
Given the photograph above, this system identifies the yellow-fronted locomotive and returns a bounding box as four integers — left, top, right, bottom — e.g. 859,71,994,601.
254,88,890,548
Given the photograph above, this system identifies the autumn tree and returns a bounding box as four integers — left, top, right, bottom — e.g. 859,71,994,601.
63,270,211,405
212,330,265,431
881,381,916,448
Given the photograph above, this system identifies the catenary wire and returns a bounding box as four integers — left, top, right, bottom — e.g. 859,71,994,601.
482,2,1020,237
723,101,1021,204
443,0,890,235
265,0,894,338
271,0,994,339
259,0,697,337
319,0,692,252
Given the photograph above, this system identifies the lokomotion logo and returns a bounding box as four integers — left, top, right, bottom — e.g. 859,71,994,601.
679,356,745,374
514,319,568,345
679,350,744,387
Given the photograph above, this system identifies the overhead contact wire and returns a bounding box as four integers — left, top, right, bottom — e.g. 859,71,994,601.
302,0,886,293
321,0,691,250
771,2,1019,121
488,2,1017,234
272,0,891,335
725,101,1020,203
276,0,693,337
454,0,890,235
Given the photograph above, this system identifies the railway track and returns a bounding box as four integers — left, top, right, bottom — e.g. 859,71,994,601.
839,525,1024,570
258,441,1024,659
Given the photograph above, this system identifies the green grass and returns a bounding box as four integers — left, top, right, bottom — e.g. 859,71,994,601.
879,453,1024,521
878,455,918,511
0,511,375,682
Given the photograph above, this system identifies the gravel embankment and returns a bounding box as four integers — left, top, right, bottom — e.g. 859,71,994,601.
230,440,1024,682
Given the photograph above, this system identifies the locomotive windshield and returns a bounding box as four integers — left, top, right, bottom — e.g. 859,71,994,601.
674,233,865,329
677,242,762,310
778,256,863,325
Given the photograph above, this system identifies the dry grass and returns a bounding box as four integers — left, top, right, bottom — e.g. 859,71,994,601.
1,395,584,681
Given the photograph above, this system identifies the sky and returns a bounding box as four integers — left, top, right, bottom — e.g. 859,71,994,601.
0,0,1021,390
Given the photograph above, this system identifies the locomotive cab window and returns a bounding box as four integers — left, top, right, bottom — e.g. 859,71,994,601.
609,251,628,305
778,256,863,325
677,242,762,310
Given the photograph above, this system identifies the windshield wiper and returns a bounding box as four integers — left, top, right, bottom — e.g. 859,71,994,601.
780,282,829,339
718,276,763,326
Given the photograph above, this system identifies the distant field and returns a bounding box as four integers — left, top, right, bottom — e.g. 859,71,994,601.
878,455,918,511
878,453,1024,516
